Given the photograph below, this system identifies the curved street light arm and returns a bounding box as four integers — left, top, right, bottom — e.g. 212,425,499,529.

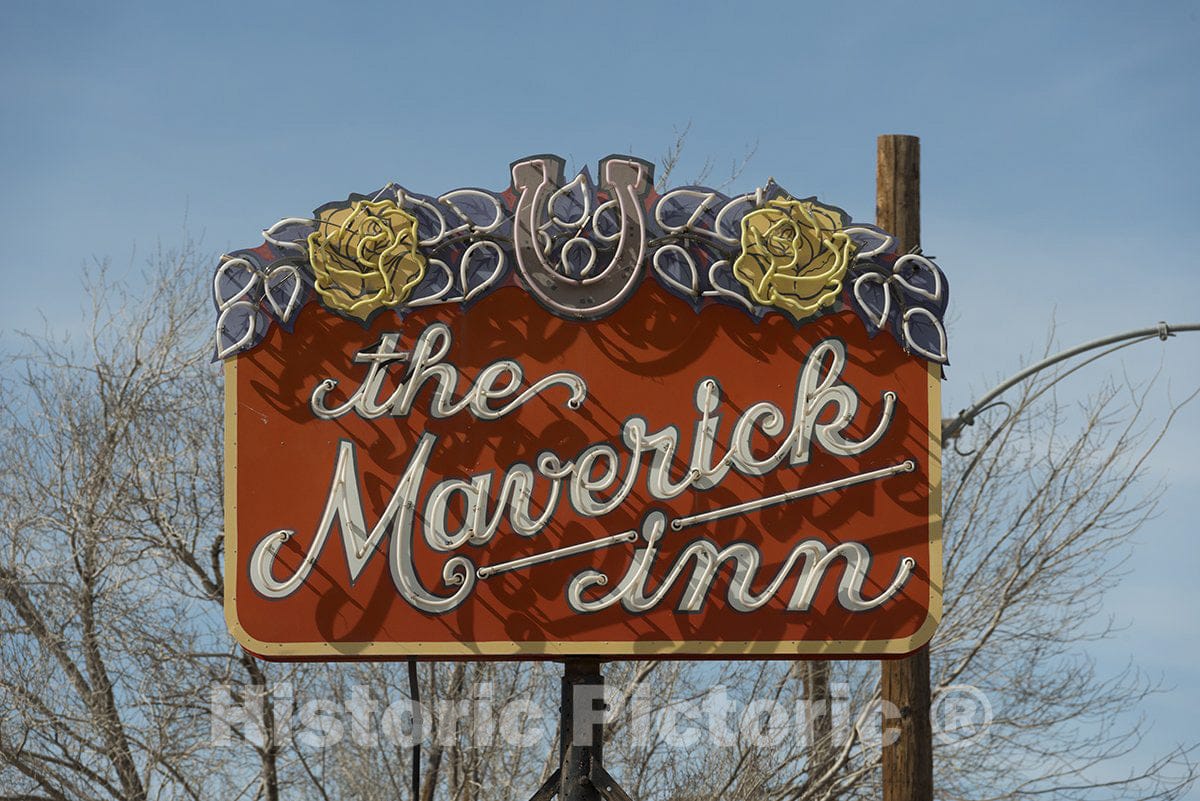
942,321,1200,441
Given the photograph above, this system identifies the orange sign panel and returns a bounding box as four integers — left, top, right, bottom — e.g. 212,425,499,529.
225,282,940,659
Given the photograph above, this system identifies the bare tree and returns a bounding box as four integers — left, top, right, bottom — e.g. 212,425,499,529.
927,353,1199,800
656,122,758,192
0,250,317,801
0,253,224,800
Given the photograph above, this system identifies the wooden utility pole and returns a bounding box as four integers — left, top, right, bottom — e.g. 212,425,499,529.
877,134,934,801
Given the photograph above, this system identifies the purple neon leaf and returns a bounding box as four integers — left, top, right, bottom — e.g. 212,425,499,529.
213,252,264,310
410,260,454,305
409,202,444,243
559,238,595,279
709,262,770,320
655,188,723,232
448,191,503,229
902,309,949,363
263,264,309,326
215,302,270,360
594,203,621,238
462,243,505,300
651,246,701,305
550,170,593,227
716,196,754,241
892,255,947,312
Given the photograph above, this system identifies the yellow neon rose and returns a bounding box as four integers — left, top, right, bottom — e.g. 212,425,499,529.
307,200,426,320
732,198,856,320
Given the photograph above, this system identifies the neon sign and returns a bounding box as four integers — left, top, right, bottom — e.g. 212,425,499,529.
219,155,948,658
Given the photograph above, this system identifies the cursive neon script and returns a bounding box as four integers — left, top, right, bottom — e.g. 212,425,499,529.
248,324,915,615
309,323,587,422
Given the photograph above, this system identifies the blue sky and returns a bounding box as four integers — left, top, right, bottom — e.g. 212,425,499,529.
2,0,1198,790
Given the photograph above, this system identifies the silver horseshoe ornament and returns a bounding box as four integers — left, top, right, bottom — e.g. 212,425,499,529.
511,154,653,319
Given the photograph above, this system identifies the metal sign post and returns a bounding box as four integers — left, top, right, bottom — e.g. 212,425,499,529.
523,659,632,801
